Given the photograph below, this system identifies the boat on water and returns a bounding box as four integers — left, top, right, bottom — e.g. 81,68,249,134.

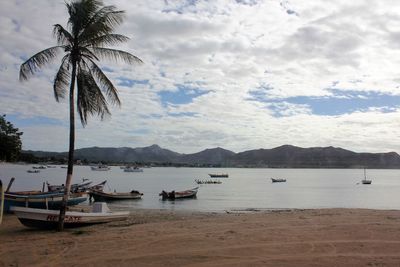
195,179,222,184
362,168,372,185
208,173,229,178
11,202,130,229
123,166,143,172
47,178,95,192
27,170,40,173
159,187,199,200
90,165,111,171
271,178,286,183
3,191,87,213
32,165,47,169
89,189,143,201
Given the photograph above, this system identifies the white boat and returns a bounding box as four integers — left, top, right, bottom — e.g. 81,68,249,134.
123,166,143,172
362,168,372,184
11,202,129,229
90,165,111,171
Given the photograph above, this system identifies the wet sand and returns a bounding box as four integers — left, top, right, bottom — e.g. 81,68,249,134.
1,208,400,266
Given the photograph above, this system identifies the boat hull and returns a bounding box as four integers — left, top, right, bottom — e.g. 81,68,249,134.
11,206,129,229
160,188,198,200
89,191,143,201
4,193,87,213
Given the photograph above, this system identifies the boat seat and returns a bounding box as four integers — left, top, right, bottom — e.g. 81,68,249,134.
91,202,111,213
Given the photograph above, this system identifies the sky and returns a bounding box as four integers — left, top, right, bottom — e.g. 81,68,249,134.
1,0,400,154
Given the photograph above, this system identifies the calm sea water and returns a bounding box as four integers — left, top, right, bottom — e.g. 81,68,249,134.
1,163,400,212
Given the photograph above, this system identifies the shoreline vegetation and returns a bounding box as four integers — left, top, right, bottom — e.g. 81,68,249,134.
2,208,400,266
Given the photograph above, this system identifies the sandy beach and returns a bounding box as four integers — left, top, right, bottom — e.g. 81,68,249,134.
1,208,400,266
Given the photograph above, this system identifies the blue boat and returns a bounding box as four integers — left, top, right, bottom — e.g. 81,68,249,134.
4,191,87,213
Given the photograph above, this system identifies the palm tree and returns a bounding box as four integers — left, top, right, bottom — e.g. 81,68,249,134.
19,0,142,231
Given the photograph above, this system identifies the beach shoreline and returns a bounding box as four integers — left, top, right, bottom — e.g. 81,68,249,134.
1,208,400,266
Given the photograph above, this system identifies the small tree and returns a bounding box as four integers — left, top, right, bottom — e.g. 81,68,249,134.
0,115,23,162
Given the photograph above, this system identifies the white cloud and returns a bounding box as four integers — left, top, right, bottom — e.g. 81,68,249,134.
1,0,400,154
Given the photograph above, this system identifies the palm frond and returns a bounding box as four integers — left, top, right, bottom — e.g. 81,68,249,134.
78,6,125,42
76,64,110,126
53,24,73,45
91,47,143,65
67,0,102,37
19,46,63,81
81,33,129,47
87,59,120,106
53,55,71,102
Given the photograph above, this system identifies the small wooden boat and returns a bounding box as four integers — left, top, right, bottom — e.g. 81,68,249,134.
123,166,143,172
4,191,87,213
271,178,286,183
27,170,40,173
208,173,229,178
195,179,222,184
159,187,198,200
89,189,143,201
91,165,111,171
47,178,93,192
11,202,129,229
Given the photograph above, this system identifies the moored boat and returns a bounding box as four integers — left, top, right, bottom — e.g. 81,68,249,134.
4,191,87,213
159,187,198,200
89,189,143,201
11,202,129,229
208,173,229,178
271,178,286,183
90,165,111,171
47,178,93,192
27,170,40,173
361,168,372,184
124,167,143,173
195,179,222,184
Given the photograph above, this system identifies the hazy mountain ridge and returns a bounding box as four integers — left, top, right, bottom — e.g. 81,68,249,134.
24,144,400,168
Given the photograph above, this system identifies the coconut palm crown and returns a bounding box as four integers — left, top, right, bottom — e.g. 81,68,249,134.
20,0,142,125
19,0,142,231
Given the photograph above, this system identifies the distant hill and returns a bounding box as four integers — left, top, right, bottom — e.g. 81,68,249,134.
24,144,400,168
228,145,400,168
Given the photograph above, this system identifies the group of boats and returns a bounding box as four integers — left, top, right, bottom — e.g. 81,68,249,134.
91,164,144,172
0,175,200,229
195,179,222,184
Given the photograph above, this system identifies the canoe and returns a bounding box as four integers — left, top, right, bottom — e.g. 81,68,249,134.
159,187,198,200
47,179,94,192
195,179,222,184
208,173,229,178
4,192,87,213
11,202,129,229
271,178,286,183
89,189,143,201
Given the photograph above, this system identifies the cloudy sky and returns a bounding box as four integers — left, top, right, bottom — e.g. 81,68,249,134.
1,0,400,154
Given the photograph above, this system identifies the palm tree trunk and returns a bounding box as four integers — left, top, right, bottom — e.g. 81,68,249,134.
58,62,77,231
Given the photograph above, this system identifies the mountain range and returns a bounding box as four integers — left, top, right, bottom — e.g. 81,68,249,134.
23,144,400,168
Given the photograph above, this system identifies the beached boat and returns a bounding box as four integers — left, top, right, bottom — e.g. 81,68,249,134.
123,166,143,172
4,191,87,213
271,178,286,183
362,168,372,185
47,178,94,192
89,189,143,201
27,170,40,173
195,179,222,184
11,202,130,229
90,165,111,171
159,187,199,200
208,173,229,178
